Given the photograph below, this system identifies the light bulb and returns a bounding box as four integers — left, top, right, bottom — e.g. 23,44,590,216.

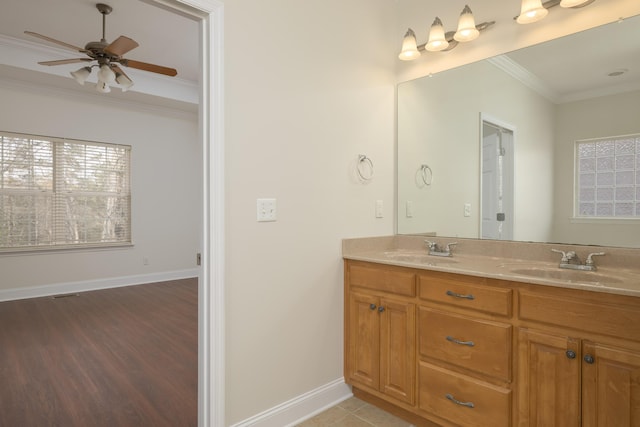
398,28,421,61
454,5,479,42
425,17,449,52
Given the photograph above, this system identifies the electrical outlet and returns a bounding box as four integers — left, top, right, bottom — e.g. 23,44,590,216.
375,200,384,218
257,198,277,222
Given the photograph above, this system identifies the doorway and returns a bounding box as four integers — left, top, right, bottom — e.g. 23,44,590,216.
481,116,514,240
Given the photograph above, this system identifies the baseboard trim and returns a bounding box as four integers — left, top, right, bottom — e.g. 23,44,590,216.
0,269,200,302
230,378,352,427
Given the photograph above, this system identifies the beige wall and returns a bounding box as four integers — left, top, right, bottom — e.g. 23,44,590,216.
223,0,397,423
223,1,640,424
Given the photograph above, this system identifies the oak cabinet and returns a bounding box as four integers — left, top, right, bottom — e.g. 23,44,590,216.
518,328,640,427
344,259,640,427
347,289,416,405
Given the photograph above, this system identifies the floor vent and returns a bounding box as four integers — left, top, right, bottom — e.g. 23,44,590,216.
52,293,80,299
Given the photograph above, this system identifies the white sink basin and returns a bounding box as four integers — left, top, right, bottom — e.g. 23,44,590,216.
509,267,623,285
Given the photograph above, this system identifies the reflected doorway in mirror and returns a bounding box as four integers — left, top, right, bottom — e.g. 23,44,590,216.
481,115,515,240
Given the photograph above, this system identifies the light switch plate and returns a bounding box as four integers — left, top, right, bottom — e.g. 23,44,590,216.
257,198,277,222
375,200,384,218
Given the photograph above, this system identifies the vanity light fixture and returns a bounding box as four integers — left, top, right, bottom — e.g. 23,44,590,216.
515,0,596,24
398,5,495,61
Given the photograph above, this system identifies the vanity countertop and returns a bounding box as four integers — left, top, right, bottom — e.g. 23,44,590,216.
343,236,640,297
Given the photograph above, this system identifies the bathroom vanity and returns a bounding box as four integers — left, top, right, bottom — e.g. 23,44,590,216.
343,236,640,427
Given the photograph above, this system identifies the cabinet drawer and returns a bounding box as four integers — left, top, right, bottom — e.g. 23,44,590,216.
419,272,512,316
419,362,511,427
349,264,416,297
419,308,512,381
519,291,640,339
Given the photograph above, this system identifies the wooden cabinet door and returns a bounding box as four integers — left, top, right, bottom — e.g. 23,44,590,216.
582,341,640,427
517,328,580,427
379,298,416,405
348,292,380,390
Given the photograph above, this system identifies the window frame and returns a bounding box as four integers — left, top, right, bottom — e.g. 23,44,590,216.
573,133,640,222
0,131,132,253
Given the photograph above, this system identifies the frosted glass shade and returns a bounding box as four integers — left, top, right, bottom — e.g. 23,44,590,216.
398,28,421,61
96,81,111,93
517,0,548,24
454,5,479,42
70,67,91,85
98,64,116,84
425,17,449,51
115,72,134,91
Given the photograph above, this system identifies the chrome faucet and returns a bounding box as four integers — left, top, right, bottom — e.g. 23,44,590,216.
551,249,605,271
425,240,457,257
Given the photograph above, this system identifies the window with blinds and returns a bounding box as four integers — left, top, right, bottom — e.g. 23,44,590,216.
0,131,131,251
575,134,640,218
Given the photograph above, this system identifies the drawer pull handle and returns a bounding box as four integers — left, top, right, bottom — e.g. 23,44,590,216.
445,393,475,408
369,304,377,310
446,290,475,300
584,354,595,364
446,336,475,347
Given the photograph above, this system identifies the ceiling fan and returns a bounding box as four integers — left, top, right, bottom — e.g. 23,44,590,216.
24,3,177,93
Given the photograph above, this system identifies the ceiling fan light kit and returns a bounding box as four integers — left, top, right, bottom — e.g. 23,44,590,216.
25,3,178,94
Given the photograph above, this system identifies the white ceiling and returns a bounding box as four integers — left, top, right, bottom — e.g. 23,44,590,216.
0,0,199,106
505,14,640,103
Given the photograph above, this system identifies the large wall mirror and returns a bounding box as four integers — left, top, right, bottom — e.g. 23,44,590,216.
397,14,640,248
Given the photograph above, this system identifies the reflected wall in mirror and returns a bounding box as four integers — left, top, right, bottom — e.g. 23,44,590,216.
397,15,640,248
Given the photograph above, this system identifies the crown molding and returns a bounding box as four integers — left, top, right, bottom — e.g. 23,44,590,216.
488,54,560,104
0,33,198,104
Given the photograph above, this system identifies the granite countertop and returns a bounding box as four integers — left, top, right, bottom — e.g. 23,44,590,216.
343,236,640,297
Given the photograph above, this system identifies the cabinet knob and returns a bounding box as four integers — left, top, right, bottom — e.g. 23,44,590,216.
369,304,377,310
584,354,595,364
566,350,576,359
378,306,385,313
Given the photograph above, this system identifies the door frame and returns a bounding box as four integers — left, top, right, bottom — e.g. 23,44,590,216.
147,1,225,426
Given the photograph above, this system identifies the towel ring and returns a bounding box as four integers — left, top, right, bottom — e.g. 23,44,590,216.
357,155,374,181
420,164,433,186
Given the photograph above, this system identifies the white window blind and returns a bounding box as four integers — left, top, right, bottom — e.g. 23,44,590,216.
575,134,640,218
0,131,131,251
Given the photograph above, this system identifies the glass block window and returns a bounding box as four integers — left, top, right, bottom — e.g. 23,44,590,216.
576,134,640,218
0,131,131,251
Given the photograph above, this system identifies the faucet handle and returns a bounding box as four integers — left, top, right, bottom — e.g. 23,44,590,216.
586,252,605,265
551,248,572,263
445,242,458,252
425,240,437,251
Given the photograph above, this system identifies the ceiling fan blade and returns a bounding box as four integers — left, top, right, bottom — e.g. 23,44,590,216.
24,31,87,53
121,59,177,77
104,36,139,57
37,58,93,66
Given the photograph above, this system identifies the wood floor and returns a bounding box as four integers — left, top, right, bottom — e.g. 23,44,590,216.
0,278,198,427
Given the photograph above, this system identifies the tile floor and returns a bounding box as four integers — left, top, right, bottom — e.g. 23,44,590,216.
295,397,414,427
